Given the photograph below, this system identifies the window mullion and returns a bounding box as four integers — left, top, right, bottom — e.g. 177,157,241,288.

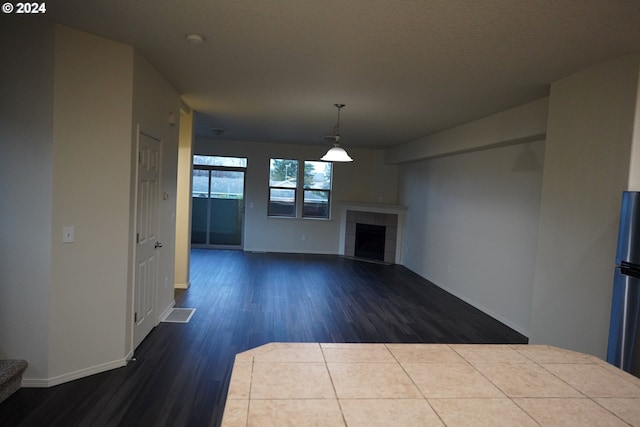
296,162,303,218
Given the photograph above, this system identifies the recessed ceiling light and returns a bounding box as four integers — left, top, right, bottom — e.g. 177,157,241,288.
185,33,205,45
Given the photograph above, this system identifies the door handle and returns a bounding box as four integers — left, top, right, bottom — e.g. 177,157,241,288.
155,241,163,249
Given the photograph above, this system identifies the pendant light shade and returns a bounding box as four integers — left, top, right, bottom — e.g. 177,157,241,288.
321,104,353,162
321,144,353,162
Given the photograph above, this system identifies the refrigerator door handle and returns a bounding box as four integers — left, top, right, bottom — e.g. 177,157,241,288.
620,265,640,279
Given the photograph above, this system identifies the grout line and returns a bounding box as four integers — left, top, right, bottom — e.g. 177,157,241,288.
244,356,255,427
319,344,348,426
384,343,450,426
229,343,638,426
530,361,635,425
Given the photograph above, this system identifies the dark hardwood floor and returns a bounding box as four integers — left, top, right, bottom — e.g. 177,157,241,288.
0,249,527,426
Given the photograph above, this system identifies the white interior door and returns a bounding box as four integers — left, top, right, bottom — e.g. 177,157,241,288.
134,130,161,349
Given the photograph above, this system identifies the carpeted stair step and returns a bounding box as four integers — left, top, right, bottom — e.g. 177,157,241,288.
0,359,28,404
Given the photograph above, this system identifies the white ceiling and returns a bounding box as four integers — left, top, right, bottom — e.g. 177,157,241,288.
45,0,640,148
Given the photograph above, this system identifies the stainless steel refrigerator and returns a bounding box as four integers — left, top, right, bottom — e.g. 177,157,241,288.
607,191,640,376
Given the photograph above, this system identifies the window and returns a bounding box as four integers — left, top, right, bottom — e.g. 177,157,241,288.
303,161,332,219
268,159,298,217
191,155,247,247
193,155,247,168
268,158,333,219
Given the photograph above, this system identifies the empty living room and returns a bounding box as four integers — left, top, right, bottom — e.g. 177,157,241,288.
2,1,640,426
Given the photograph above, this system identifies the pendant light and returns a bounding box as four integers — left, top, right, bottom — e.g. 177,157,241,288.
321,104,353,162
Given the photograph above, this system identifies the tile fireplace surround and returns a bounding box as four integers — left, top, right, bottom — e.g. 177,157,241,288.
222,343,640,426
338,202,407,264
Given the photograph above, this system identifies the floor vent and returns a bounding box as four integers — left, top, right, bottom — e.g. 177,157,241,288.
161,308,196,323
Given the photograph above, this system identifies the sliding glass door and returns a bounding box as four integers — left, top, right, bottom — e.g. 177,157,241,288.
191,167,245,249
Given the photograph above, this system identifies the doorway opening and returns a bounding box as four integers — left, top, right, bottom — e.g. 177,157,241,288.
191,155,247,249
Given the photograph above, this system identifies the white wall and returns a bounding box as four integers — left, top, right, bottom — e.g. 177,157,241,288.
48,25,134,382
0,19,55,381
193,138,398,254
396,109,546,335
529,54,640,358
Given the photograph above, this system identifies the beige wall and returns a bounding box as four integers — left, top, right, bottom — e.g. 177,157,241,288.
193,138,398,254
1,22,181,386
386,98,548,164
627,65,640,190
49,26,134,381
391,55,640,353
529,54,640,358
175,108,194,289
0,19,55,381
393,100,547,335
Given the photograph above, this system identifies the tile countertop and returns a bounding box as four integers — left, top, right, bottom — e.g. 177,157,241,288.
221,343,640,427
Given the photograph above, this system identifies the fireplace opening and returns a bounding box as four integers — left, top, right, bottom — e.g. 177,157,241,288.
354,223,386,261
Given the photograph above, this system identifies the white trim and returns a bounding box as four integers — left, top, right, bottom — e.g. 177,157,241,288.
21,358,128,388
175,281,190,289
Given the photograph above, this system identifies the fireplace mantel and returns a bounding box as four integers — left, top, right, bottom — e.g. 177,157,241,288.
337,202,407,264
337,202,407,216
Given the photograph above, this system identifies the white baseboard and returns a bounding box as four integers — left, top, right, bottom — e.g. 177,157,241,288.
158,300,176,322
416,272,530,338
175,281,190,289
244,248,337,256
21,302,178,388
22,357,128,388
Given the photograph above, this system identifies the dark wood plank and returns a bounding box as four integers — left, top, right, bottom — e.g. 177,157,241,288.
0,250,526,426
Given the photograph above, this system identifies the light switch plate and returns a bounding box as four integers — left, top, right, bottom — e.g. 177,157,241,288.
62,226,74,243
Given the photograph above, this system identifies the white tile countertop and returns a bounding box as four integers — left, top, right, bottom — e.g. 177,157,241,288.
221,343,640,426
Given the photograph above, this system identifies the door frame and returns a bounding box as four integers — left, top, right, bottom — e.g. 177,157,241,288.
131,125,162,350
191,164,246,250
